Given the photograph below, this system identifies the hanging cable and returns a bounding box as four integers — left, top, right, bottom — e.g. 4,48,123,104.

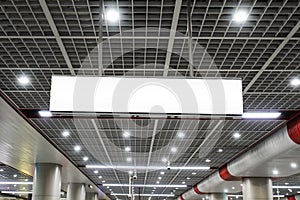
187,0,193,77
98,0,103,76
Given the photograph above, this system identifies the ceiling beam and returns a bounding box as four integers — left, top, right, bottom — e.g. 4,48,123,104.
163,0,182,76
38,0,75,75
243,20,300,94
2,36,300,40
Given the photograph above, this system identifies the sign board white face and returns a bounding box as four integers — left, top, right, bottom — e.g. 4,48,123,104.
50,76,243,115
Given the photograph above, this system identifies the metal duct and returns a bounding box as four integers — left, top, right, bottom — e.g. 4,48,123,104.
179,117,300,200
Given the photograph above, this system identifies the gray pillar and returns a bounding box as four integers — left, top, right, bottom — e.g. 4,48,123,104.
243,178,273,200
32,163,62,200
209,193,227,200
86,193,98,200
67,183,86,200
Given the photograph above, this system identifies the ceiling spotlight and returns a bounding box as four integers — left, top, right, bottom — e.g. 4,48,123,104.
0,169,4,172
106,9,119,22
224,189,228,193
171,147,177,153
102,180,106,183
291,162,297,168
285,183,289,185
24,179,28,182
62,130,70,137
218,148,223,153
128,171,133,175
177,132,185,138
123,131,130,138
125,147,131,152
160,171,165,175
156,181,160,184
182,181,185,184
98,176,102,179
186,177,190,180
158,177,162,180
272,169,279,175
205,159,211,163
233,10,248,22
233,132,241,139
13,174,17,178
126,157,132,162
162,158,168,163
192,172,196,175
18,76,30,85
38,110,52,117
83,156,89,161
74,145,81,152
94,170,99,174
291,78,300,86
232,186,235,190
88,184,93,189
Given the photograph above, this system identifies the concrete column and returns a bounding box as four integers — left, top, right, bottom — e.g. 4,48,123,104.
32,163,62,200
243,178,273,200
67,183,86,200
86,193,98,200
209,193,227,200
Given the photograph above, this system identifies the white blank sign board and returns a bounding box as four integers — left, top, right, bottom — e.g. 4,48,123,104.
50,76,243,115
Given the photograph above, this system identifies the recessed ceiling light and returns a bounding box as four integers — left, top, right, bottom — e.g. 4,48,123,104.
156,181,160,184
125,147,131,152
291,162,297,168
158,177,162,180
160,171,165,175
83,156,89,161
18,76,30,85
74,145,81,152
182,181,185,184
232,186,235,190
285,182,289,185
242,112,281,119
94,170,99,174
102,180,106,183
192,172,196,175
186,177,190,180
291,78,300,86
171,147,177,153
38,110,52,117
106,9,119,22
272,169,279,175
128,171,133,175
62,130,70,137
224,189,228,193
177,132,185,138
162,158,167,163
126,157,132,162
240,184,243,187
205,159,211,163
123,131,130,138
24,179,28,182
13,174,17,178
98,176,102,179
0,169,4,172
233,132,241,139
218,148,223,153
14,184,16,187
233,10,248,22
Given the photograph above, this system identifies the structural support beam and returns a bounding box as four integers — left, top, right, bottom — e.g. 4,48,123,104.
38,0,75,75
67,183,86,200
243,21,300,94
243,178,273,200
163,0,182,76
32,163,62,200
209,193,227,200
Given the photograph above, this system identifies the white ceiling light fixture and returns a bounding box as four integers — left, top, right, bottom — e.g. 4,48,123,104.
103,184,187,188
224,189,228,193
13,174,17,178
123,131,130,138
205,159,211,163
233,132,241,139
18,76,30,85
62,130,70,137
113,193,175,197
160,171,165,175
126,157,132,162
106,9,119,23
0,169,4,172
0,182,33,185
192,172,197,175
38,110,52,117
83,156,89,161
74,145,81,152
272,169,279,175
156,181,160,184
291,78,300,86
242,112,281,119
233,10,248,22
98,176,102,179
177,132,185,138
125,147,131,152
273,186,300,189
162,158,168,163
94,170,99,174
218,148,223,153
291,162,297,168
171,147,177,153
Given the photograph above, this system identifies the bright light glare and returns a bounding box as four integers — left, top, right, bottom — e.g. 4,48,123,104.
0,182,33,185
74,145,81,152
233,132,241,139
106,9,119,22
272,169,279,175
177,132,185,138
233,10,248,22
125,147,131,152
291,162,298,168
242,112,281,119
38,110,52,117
112,193,175,197
123,131,130,138
83,157,89,161
273,186,300,189
18,76,30,85
62,130,70,137
291,78,300,86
